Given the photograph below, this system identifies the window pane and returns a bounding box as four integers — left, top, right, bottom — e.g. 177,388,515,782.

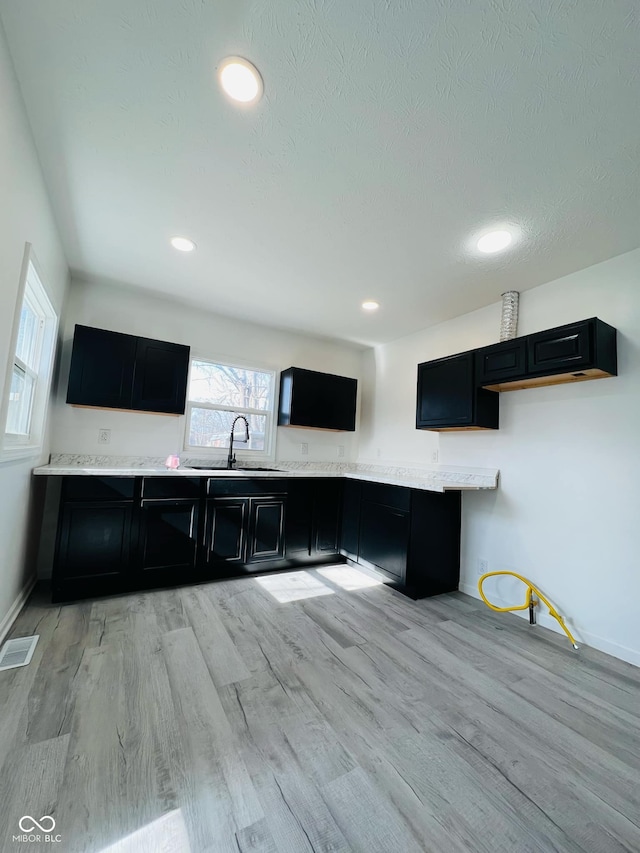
188,408,266,451
15,300,40,369
189,361,272,411
6,365,35,435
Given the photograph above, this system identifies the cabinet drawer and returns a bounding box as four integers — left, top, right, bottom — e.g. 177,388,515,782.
62,476,135,502
142,477,201,499
476,339,526,386
361,482,410,511
207,478,288,497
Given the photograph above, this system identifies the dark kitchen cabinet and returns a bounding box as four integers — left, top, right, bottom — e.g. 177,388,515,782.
138,499,200,577
359,501,409,583
477,318,617,392
416,352,499,431
131,337,190,414
248,498,286,563
66,324,190,415
66,325,136,409
341,479,461,598
206,498,249,567
340,479,361,561
358,483,410,583
278,367,357,431
285,480,313,558
408,489,461,596
313,479,343,555
52,476,136,602
205,481,287,572
475,339,527,387
526,318,616,383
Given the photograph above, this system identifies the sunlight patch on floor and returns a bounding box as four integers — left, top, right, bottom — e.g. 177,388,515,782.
98,809,190,853
317,564,384,591
255,571,335,602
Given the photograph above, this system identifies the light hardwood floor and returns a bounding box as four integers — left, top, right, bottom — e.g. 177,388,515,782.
0,565,639,853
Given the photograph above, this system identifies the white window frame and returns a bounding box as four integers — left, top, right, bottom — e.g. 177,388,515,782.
1,245,58,464
183,355,277,460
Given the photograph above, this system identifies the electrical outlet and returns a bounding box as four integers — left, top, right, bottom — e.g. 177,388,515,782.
478,558,489,577
98,429,111,445
337,445,345,458
430,450,439,463
300,442,308,456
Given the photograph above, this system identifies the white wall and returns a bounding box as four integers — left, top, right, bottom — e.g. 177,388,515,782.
359,249,640,666
52,279,363,463
0,21,69,637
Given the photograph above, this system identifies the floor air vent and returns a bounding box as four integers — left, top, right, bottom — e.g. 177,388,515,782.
0,635,39,671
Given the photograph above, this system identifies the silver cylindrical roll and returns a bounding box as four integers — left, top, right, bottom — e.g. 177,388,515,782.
499,291,519,341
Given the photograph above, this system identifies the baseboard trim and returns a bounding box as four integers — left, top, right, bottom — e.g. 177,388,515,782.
459,581,640,668
0,574,37,646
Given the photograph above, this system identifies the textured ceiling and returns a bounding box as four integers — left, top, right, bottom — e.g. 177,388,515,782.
1,0,639,345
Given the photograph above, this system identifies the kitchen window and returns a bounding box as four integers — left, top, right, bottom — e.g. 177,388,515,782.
184,358,276,457
1,246,58,462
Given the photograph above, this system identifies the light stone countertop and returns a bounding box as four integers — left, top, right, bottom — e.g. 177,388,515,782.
33,456,499,494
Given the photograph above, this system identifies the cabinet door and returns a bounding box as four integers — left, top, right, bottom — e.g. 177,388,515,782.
206,498,249,566
138,499,199,574
279,368,357,431
417,354,473,427
313,479,343,555
476,339,526,387
407,490,461,596
66,325,135,408
53,500,133,601
248,498,286,563
359,501,408,582
527,320,593,375
417,352,498,430
285,481,313,557
131,337,190,414
340,479,361,560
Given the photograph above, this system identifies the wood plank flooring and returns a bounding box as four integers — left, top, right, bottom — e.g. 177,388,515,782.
1,564,639,853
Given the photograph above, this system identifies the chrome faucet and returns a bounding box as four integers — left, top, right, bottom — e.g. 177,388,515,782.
227,415,250,469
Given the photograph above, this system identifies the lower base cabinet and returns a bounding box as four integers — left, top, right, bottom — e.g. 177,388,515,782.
50,476,343,601
359,500,409,583
49,474,460,603
206,495,286,571
139,499,200,577
341,480,461,598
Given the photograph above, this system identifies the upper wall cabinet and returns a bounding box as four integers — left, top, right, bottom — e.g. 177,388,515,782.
416,318,617,432
416,352,499,431
278,367,357,431
476,318,617,392
66,324,190,415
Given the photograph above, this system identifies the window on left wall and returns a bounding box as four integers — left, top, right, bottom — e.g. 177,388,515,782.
1,246,58,462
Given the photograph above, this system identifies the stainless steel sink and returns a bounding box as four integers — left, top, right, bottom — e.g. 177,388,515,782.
186,466,282,472
237,467,282,472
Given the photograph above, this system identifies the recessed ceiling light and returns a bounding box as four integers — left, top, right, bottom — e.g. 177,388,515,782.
218,57,263,104
362,300,380,311
170,236,196,252
476,230,513,254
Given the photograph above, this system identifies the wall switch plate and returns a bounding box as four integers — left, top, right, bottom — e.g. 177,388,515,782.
337,445,345,458
98,429,111,445
431,450,439,463
478,558,489,577
300,442,308,456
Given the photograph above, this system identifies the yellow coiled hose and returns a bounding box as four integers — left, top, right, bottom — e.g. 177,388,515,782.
478,571,579,650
